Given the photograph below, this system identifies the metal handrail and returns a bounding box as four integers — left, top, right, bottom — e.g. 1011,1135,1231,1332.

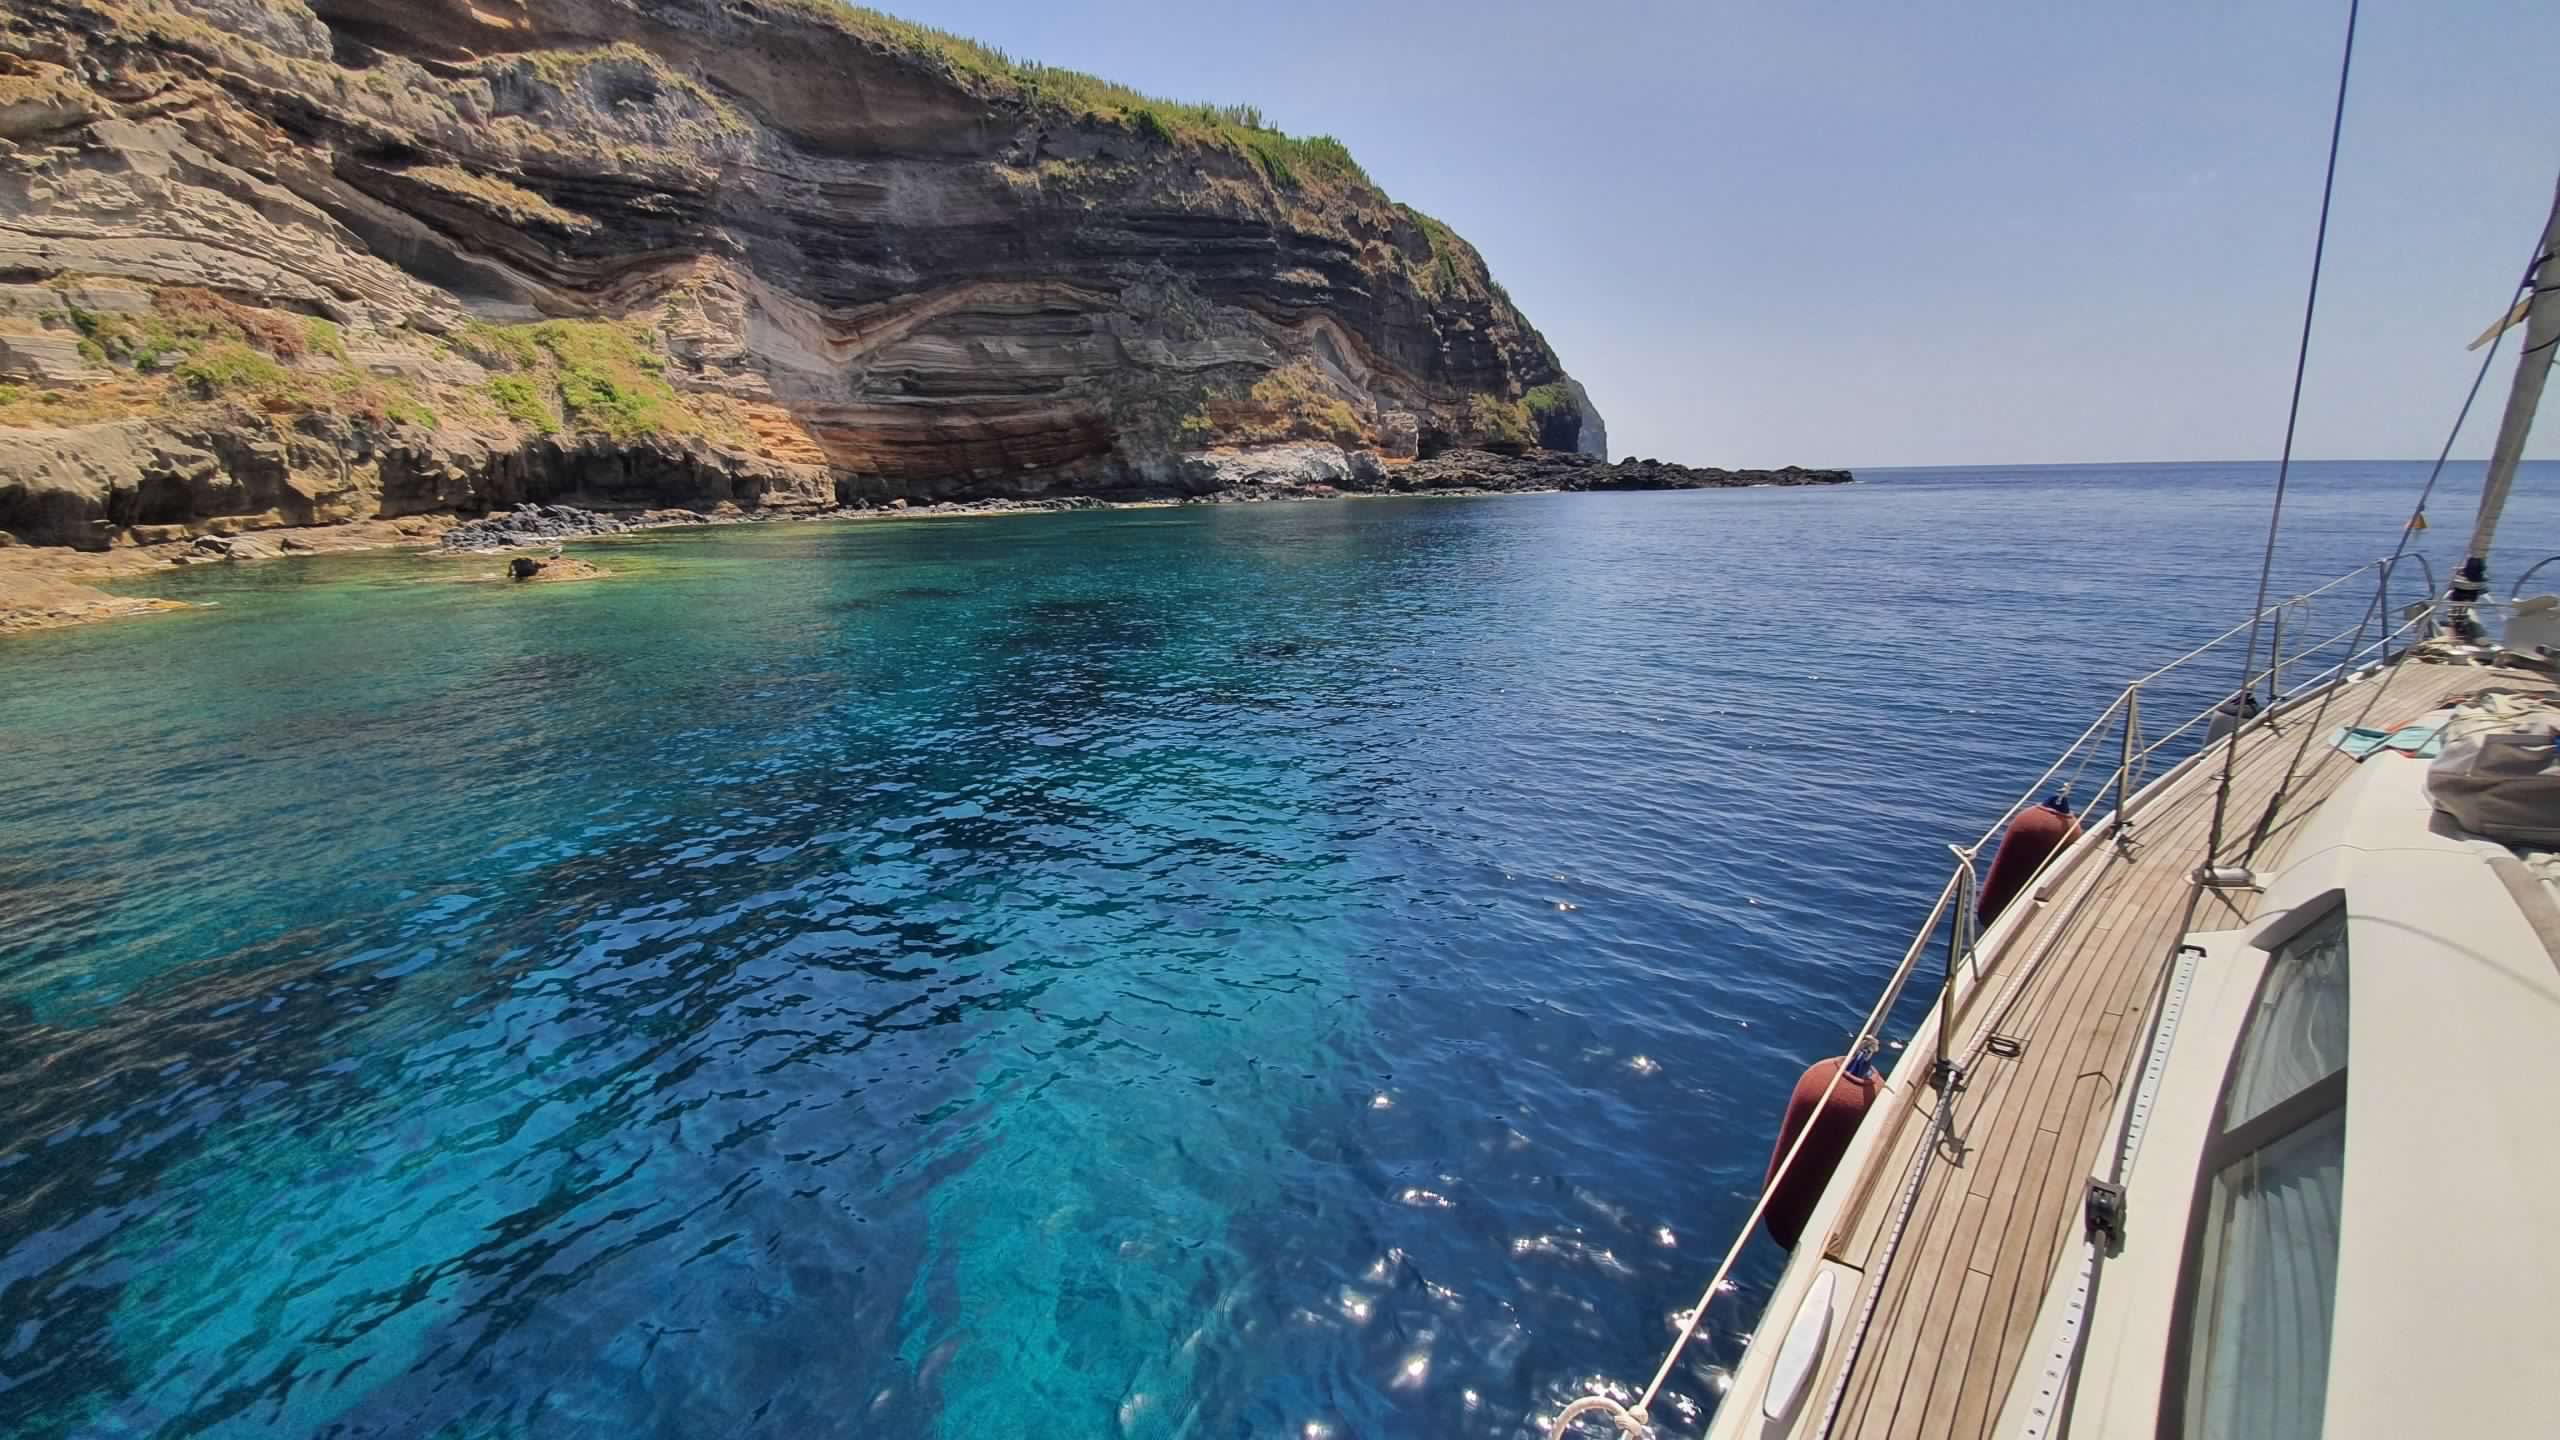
2124,559,2381,689
2124,560,2428,769
2132,603,2435,779
2386,552,2438,622
1552,869,1965,1437
1970,560,2391,821
1854,554,2403,1071
1546,555,2407,1440
2508,554,2560,600
1960,689,2126,856
2269,603,2437,698
2134,622,2365,768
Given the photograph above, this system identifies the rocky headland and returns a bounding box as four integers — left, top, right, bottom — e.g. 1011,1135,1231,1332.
0,0,1847,628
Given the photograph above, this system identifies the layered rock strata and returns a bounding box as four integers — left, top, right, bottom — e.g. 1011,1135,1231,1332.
1,0,1627,547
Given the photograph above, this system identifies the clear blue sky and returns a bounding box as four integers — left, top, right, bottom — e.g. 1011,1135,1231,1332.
896,0,2558,467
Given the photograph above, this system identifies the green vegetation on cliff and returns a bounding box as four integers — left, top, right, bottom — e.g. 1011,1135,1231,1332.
303,317,350,363
484,376,555,434
1,0,1581,480
460,321,743,446
403,164,601,232
1522,383,1576,423
523,43,746,129
1464,394,1536,450
1396,203,1507,302
14,284,438,429
1182,360,1371,448
779,1,1370,191
173,343,437,429
69,285,314,369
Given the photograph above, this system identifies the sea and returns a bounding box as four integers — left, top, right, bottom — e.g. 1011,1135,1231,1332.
3,460,2555,1439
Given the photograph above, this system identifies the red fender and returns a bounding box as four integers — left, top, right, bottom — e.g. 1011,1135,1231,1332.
1976,801,2081,928
1760,1057,1883,1251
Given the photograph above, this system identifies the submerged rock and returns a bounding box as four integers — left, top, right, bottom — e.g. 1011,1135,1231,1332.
506,556,608,585
175,532,279,563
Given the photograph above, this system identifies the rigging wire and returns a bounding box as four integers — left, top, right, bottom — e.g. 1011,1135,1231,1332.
2253,220,2555,827
1544,7,2544,1437
2203,0,2360,863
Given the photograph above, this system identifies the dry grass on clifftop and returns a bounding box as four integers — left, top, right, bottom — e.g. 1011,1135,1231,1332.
770,1,1371,195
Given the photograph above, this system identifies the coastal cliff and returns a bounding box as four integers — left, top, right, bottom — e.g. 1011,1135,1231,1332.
0,0,1627,547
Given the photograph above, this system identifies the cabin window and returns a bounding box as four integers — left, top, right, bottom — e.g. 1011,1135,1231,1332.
2220,906,2349,1128
2164,905,2349,1440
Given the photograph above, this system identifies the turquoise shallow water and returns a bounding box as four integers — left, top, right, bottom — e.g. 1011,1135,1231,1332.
3,462,2556,1439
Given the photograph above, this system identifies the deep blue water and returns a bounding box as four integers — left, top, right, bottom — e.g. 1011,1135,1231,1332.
2,461,2554,1440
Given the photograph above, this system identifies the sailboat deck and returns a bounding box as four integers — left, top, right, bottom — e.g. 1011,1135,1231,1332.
1803,659,2548,1440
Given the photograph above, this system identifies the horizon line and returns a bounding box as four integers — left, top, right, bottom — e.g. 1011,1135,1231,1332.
1796,455,2558,473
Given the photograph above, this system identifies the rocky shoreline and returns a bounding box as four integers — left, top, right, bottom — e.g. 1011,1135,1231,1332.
0,0,1868,637
0,447,1852,633
410,446,1853,543
1206,445,1853,498
440,503,642,552
0,0,1603,509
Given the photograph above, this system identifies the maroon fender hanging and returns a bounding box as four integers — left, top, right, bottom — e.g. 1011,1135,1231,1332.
1760,1055,1883,1251
1975,797,2081,928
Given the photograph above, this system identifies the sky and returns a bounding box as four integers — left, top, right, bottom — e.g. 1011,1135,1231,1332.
883,0,2558,467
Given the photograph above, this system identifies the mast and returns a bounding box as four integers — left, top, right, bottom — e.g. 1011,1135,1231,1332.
2446,174,2560,633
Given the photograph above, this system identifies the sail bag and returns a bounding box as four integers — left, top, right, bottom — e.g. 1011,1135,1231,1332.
2426,691,2560,846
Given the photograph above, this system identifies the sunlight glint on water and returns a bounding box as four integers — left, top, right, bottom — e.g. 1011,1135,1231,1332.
2,462,2553,1438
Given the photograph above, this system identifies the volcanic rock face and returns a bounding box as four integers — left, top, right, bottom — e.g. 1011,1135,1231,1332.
1553,379,1608,458
0,0,1607,543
